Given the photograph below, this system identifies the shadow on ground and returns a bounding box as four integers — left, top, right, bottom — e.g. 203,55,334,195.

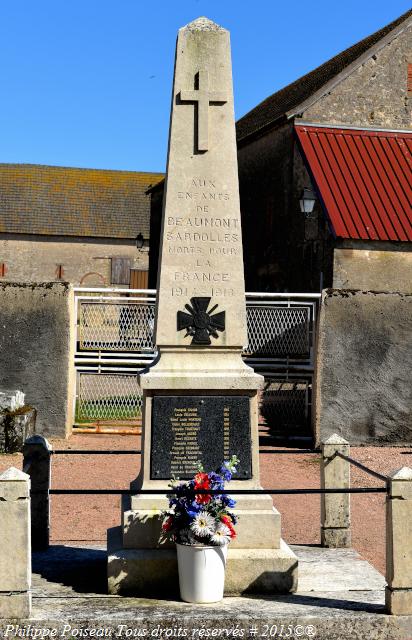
31,545,385,615
32,545,108,594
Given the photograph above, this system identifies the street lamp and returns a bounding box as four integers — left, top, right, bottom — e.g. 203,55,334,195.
135,233,145,250
299,187,316,216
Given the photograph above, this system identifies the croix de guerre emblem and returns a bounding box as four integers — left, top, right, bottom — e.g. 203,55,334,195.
177,297,226,345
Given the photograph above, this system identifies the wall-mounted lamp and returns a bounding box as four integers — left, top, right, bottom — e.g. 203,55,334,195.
299,187,316,216
135,233,145,250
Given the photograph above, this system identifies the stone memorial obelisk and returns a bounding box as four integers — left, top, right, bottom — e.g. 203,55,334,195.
108,16,297,596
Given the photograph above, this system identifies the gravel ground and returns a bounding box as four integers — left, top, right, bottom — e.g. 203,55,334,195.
1,431,411,575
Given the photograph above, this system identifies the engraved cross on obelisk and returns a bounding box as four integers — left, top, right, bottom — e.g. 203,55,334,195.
179,69,228,151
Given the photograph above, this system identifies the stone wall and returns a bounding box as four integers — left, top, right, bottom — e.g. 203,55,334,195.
0,234,148,287
302,22,412,129
315,289,412,444
0,282,75,438
333,243,412,294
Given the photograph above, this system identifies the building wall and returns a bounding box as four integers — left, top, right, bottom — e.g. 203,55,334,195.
0,234,149,287
302,23,412,129
237,122,296,291
333,242,412,293
315,289,412,444
0,282,75,439
291,144,335,291
236,122,336,293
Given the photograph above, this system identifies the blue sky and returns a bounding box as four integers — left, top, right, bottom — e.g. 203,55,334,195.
1,1,410,172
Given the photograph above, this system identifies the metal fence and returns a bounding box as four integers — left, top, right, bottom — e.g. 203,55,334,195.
79,300,155,352
73,289,320,434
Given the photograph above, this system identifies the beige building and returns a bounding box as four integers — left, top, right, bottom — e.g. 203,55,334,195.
0,164,164,288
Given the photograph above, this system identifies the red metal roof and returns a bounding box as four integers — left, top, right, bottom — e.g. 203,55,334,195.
295,124,412,241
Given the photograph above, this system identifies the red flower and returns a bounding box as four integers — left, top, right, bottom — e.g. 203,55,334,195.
194,472,209,487
221,514,236,539
162,516,173,532
194,472,211,504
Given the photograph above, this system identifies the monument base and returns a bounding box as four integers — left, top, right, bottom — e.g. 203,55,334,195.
122,494,282,550
107,527,298,596
107,353,299,596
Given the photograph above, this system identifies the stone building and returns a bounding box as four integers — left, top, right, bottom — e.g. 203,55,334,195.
233,9,412,445
0,164,163,288
236,8,412,294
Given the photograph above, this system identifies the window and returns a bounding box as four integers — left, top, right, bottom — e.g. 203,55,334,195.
111,257,132,285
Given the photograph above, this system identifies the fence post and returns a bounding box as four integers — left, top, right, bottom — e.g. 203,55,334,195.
320,433,351,548
386,467,412,615
0,467,31,618
23,434,52,550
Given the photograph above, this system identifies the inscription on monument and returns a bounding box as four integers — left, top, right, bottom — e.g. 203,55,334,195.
164,175,241,301
151,396,251,479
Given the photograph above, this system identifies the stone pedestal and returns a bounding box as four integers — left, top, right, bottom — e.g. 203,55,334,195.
108,355,298,595
23,435,52,550
321,434,351,548
107,16,297,596
385,467,412,615
0,468,31,618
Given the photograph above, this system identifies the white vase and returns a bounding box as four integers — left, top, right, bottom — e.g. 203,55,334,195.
176,542,228,603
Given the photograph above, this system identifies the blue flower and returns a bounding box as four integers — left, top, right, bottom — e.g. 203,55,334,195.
208,472,225,490
219,467,232,482
186,500,202,519
220,495,236,508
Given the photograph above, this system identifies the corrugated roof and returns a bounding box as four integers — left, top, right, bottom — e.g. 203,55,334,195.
295,124,412,241
236,9,412,142
0,164,164,239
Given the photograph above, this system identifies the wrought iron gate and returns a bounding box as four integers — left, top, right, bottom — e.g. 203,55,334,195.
73,288,320,438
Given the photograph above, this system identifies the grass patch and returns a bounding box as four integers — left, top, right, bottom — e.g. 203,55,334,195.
75,397,142,423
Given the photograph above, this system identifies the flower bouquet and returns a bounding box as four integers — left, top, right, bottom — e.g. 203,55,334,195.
160,456,238,603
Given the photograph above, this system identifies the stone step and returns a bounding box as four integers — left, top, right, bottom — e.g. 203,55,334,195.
107,526,298,596
22,543,412,639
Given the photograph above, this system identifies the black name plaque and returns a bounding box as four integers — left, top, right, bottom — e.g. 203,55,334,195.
151,395,251,479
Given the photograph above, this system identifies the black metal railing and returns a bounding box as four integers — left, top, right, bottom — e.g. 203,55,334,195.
30,486,387,496
333,451,388,484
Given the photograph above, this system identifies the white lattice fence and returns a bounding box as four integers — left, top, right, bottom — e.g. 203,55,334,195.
260,379,309,431
79,302,155,351
76,373,143,422
244,306,311,357
73,289,319,428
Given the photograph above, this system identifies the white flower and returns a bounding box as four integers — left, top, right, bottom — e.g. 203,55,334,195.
210,524,231,546
190,512,216,537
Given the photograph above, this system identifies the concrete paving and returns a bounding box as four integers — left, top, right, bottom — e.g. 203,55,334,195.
1,545,411,640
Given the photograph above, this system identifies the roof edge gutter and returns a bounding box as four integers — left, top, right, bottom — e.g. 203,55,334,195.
294,121,412,135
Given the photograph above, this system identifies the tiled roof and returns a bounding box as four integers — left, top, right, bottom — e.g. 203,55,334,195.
236,9,412,142
0,164,164,239
296,124,412,241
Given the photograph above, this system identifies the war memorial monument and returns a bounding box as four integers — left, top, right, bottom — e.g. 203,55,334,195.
107,16,298,595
